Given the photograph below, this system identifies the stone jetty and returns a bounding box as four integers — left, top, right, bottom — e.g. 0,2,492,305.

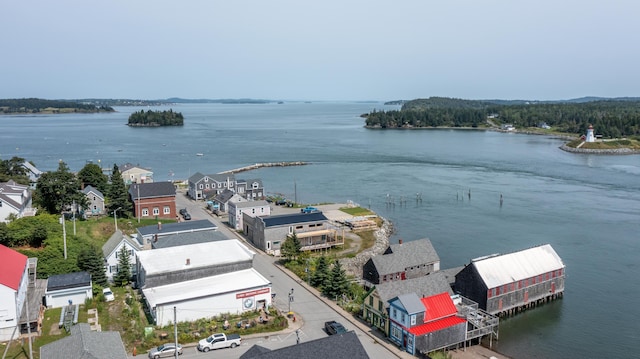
218,161,307,174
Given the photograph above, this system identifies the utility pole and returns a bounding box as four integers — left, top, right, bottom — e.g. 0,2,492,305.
113,207,122,232
61,214,67,259
174,306,178,359
137,185,141,223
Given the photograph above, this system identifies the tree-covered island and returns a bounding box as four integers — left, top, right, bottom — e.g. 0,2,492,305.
0,98,114,114
127,109,184,126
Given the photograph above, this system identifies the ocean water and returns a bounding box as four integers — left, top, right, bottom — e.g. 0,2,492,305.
2,102,639,358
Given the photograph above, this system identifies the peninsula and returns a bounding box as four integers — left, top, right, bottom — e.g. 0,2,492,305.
0,98,114,114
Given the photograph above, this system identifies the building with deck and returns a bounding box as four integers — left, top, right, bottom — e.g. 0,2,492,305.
454,244,565,316
243,212,342,256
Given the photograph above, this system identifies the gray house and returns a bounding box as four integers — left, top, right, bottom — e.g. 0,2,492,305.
135,219,218,249
187,172,265,201
240,330,369,359
40,323,127,359
82,185,105,216
362,238,440,287
244,212,341,256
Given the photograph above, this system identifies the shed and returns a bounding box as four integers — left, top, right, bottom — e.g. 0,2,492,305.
45,272,92,308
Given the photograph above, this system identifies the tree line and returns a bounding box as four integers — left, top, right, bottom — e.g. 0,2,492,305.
364,97,640,138
127,109,184,126
0,98,114,113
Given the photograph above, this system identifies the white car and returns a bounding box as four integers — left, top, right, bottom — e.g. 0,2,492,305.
103,287,115,302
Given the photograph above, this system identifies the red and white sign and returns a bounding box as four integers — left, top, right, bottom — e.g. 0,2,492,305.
236,288,270,299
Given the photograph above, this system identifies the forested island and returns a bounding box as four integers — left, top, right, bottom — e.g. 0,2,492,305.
0,98,114,114
366,97,640,139
127,109,184,126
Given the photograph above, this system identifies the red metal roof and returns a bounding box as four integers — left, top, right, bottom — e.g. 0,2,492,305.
409,315,466,336
422,292,458,321
0,244,28,291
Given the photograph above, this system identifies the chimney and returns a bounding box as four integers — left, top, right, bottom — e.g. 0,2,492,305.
158,222,162,230
399,238,403,245
186,258,191,266
154,234,158,243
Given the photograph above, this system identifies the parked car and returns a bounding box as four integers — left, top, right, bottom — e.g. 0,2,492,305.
179,208,188,216
148,343,182,359
182,212,191,220
324,320,347,335
301,206,319,213
102,287,115,302
197,333,242,352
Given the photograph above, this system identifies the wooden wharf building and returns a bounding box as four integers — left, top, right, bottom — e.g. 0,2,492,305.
454,244,565,316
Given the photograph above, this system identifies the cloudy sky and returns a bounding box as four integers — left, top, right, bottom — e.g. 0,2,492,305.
2,1,638,101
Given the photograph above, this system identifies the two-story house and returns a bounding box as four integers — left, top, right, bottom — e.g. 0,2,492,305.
134,220,218,249
120,163,153,185
362,238,440,287
363,271,452,336
128,182,176,220
82,185,105,216
187,172,265,201
0,180,36,223
102,230,141,283
244,212,342,255
228,199,270,231
388,292,466,355
455,244,565,316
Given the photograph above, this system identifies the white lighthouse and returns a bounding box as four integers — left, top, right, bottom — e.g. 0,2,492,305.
586,124,595,142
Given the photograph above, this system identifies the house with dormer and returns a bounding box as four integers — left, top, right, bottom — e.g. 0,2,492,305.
187,172,265,201
128,182,176,220
0,180,36,223
228,199,270,231
388,292,466,355
363,271,453,336
362,238,440,287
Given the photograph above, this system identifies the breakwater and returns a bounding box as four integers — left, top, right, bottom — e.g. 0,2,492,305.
218,161,307,174
559,145,640,155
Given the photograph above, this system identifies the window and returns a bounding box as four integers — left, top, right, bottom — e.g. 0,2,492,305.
206,184,209,189
218,183,222,188
163,206,170,214
142,208,149,216
252,209,255,214
199,184,203,189
296,225,303,229
261,207,264,213
401,313,405,323
153,207,159,215
289,226,293,234
266,241,271,250
410,315,416,326
369,296,373,306
378,301,383,311
487,289,492,298
393,308,397,318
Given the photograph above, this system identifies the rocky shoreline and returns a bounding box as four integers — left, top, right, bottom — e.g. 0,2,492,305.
559,145,640,155
340,217,393,279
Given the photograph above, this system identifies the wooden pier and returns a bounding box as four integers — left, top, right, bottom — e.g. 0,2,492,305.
218,161,307,174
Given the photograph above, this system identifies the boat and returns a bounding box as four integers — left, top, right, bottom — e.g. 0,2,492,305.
196,153,204,156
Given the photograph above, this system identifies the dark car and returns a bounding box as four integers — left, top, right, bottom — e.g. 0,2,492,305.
179,208,188,216
324,320,347,335
182,212,191,220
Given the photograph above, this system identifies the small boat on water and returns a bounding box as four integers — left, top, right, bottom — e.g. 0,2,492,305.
196,153,204,156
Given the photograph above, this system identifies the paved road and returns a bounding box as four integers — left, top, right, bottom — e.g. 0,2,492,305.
169,192,400,359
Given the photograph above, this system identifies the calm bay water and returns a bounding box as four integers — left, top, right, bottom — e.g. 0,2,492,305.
2,102,639,358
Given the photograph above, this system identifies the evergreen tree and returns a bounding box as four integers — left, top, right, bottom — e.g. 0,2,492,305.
113,246,132,286
77,162,108,194
322,260,349,300
107,164,131,217
281,232,301,261
311,255,329,288
77,245,107,287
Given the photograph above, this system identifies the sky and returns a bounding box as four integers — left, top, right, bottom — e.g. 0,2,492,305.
2,1,639,101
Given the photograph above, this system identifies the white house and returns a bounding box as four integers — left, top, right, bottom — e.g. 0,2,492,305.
0,245,29,341
136,240,272,326
45,272,93,308
120,163,153,185
0,180,36,223
102,230,141,283
228,199,271,231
